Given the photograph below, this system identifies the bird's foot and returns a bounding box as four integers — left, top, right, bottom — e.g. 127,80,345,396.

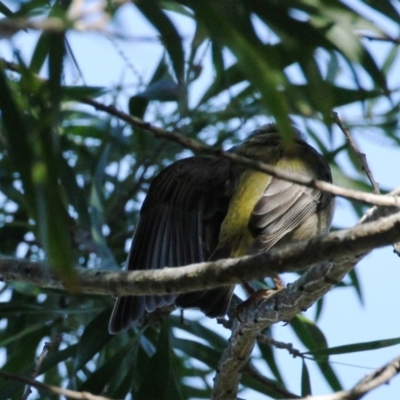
236,275,285,322
236,288,281,322
273,275,285,290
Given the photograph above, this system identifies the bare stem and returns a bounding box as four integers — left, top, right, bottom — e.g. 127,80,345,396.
333,111,380,194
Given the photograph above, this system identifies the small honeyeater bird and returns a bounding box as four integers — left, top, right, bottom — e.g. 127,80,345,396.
108,124,334,333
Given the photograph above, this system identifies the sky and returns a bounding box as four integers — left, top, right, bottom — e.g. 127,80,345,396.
1,1,400,399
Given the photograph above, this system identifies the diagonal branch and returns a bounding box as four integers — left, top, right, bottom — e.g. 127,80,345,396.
0,196,399,400
333,112,380,194
0,370,115,400
211,203,400,399
0,58,398,208
82,98,400,208
294,354,400,400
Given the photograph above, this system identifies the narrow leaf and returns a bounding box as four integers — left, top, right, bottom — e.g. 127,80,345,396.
136,0,185,83
301,360,312,396
135,320,181,400
305,337,400,357
73,309,113,372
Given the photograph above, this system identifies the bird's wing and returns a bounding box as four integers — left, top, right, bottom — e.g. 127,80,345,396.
109,157,236,332
249,177,323,252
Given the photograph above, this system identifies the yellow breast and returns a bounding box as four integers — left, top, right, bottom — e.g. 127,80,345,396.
218,171,270,257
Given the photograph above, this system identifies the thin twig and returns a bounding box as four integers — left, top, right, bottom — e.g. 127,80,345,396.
359,33,400,45
21,335,61,400
333,112,380,194
295,354,400,400
257,335,304,358
0,58,397,207
0,370,116,400
82,98,399,208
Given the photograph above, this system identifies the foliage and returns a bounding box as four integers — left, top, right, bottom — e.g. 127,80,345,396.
0,0,399,399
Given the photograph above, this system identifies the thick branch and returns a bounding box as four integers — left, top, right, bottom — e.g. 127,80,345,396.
1,203,399,400
1,210,400,296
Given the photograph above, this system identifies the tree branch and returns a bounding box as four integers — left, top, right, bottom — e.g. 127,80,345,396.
22,336,61,400
333,112,380,194
211,204,400,399
295,354,400,400
0,59,398,208
0,198,399,400
0,370,115,400
81,98,400,208
0,209,400,297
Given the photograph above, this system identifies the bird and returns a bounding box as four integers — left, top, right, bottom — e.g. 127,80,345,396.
108,124,334,333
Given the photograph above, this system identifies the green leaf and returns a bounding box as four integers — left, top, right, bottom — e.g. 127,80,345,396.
136,0,185,83
48,32,65,114
301,360,312,396
33,151,76,288
291,316,342,391
348,269,363,304
135,320,184,400
58,151,91,230
291,315,328,352
359,47,388,93
13,0,51,19
0,64,35,214
30,33,51,74
89,143,118,269
137,80,179,101
0,321,54,348
29,1,68,73
0,1,13,17
64,86,108,100
305,337,400,357
79,339,138,395
73,309,114,372
241,372,287,399
129,95,150,119
170,316,227,350
363,0,400,24
2,50,77,288
0,320,59,399
186,0,293,136
172,337,220,369
40,344,78,373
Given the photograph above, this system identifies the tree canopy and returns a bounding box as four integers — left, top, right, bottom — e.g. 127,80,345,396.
0,0,399,399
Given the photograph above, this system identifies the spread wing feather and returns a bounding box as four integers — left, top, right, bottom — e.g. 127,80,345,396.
109,157,235,333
